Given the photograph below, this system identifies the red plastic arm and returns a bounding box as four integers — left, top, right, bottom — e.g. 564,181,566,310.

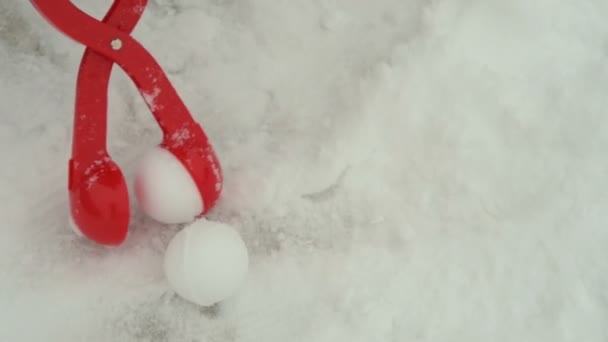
71,0,147,161
30,0,205,139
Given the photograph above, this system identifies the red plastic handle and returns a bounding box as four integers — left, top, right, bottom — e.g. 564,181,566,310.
30,0,223,245
30,0,209,144
71,0,147,161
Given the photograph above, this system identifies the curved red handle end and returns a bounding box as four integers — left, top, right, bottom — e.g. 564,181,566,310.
69,157,130,246
162,123,223,215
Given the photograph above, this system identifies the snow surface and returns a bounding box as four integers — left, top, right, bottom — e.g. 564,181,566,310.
1,0,608,341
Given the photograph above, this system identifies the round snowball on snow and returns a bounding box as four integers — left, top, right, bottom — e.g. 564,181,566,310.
164,219,249,307
134,146,203,224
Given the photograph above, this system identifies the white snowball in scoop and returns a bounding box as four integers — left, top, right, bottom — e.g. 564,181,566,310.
164,219,249,307
134,146,203,224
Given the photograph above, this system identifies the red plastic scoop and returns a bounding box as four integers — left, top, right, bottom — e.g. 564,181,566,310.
30,0,222,245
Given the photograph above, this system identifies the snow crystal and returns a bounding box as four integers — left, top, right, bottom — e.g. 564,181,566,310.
142,87,161,111
169,127,192,146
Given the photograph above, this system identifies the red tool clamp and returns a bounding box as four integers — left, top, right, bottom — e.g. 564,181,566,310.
30,0,223,246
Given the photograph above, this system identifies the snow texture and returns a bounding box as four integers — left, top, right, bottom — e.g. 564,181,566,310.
1,0,608,341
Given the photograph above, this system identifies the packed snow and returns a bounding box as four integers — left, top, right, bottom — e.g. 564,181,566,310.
1,0,608,341
135,146,204,224
164,219,249,307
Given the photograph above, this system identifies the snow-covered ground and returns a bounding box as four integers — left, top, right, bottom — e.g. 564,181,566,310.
2,0,608,340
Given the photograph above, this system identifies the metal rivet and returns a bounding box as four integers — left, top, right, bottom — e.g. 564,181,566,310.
111,38,123,51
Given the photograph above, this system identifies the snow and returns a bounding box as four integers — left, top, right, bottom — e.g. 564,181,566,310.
1,0,608,341
164,219,249,307
135,145,204,224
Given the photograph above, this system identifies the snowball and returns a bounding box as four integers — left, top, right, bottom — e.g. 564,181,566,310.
134,146,204,224
164,219,249,307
